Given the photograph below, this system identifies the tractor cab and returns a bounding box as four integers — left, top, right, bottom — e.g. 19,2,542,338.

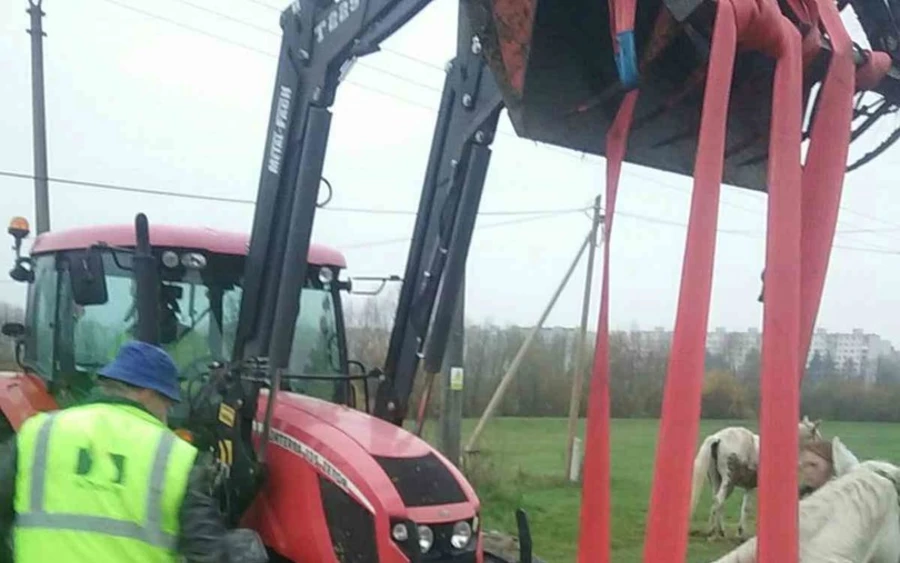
3,217,363,413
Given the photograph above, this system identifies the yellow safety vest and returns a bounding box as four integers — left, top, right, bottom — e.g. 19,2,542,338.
13,403,198,562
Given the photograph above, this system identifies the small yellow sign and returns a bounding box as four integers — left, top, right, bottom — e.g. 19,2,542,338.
450,367,464,391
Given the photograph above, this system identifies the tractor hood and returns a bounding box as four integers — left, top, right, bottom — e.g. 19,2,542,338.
270,391,433,458
252,390,478,529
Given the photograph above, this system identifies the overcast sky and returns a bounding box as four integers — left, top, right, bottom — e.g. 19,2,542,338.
3,0,900,346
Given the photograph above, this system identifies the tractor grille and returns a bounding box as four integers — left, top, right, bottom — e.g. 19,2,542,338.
319,476,379,563
375,453,468,507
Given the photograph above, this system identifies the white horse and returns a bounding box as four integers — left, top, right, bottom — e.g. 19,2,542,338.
710,437,900,563
689,416,824,539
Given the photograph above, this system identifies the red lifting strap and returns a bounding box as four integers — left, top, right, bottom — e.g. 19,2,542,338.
634,0,803,559
641,2,736,559
577,90,638,563
580,0,857,558
756,14,804,563
797,0,855,372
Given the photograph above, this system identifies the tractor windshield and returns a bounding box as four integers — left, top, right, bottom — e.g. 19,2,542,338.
24,248,346,405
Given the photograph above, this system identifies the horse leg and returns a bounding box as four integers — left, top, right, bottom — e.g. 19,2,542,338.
737,489,754,539
705,466,723,535
708,477,733,540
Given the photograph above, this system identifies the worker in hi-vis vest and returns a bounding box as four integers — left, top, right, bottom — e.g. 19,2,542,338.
0,340,235,563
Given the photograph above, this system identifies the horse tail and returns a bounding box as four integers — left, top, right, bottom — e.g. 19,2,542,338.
690,435,718,519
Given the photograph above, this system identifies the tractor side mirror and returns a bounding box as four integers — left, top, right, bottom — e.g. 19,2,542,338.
1,322,25,339
69,248,109,306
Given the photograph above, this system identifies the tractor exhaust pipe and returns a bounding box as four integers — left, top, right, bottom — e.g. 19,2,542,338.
133,213,159,345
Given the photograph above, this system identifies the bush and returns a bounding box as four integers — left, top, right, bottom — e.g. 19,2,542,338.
702,370,754,419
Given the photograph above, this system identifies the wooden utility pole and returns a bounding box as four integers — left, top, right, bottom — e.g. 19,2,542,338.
27,0,50,234
438,279,465,466
565,196,603,478
464,231,593,454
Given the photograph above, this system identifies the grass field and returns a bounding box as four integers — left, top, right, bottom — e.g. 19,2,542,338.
431,418,900,563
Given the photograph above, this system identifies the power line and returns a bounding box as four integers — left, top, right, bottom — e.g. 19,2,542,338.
0,170,592,217
4,162,899,257
238,0,283,11
175,0,447,71
341,204,900,257
613,208,900,256
342,208,588,249
322,204,591,216
105,0,443,94
173,0,278,36
498,129,900,243
102,0,274,57
0,170,257,205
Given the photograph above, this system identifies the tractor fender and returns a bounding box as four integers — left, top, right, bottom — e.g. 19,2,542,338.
0,371,57,432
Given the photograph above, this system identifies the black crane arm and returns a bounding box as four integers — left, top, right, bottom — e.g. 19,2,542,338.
232,0,435,371
374,6,504,425
226,0,508,430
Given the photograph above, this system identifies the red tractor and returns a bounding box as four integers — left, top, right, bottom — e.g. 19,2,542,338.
1,215,519,562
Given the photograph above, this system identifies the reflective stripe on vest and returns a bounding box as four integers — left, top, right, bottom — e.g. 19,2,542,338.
16,412,178,550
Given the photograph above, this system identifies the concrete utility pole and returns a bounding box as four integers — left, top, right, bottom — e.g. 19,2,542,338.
438,279,465,467
27,0,51,234
565,195,603,479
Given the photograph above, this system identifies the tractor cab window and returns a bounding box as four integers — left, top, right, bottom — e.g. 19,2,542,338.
24,247,347,406
63,250,239,385
23,255,58,377
283,287,345,401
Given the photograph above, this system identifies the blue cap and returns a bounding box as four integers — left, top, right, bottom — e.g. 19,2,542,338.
99,340,181,402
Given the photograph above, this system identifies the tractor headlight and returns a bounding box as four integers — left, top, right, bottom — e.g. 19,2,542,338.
417,525,434,553
391,523,409,543
451,520,473,549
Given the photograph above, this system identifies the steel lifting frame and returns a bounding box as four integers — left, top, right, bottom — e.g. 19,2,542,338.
230,0,503,427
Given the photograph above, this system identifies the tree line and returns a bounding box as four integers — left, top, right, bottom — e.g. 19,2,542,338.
344,293,900,422
5,292,900,423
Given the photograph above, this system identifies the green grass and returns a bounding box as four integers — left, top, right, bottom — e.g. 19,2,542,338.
426,418,900,563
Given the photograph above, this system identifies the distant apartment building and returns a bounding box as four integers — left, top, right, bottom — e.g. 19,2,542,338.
621,326,894,382
626,326,672,352
806,328,893,383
